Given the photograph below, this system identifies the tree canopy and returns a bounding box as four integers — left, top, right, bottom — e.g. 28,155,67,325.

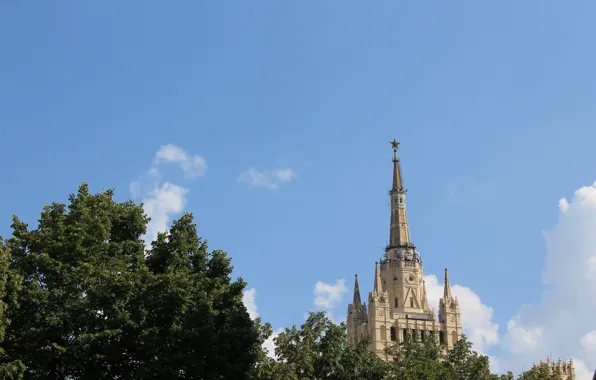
0,184,262,379
255,312,569,380
255,311,389,380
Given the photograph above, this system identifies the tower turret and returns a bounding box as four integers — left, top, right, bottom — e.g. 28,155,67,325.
439,268,462,346
421,280,430,312
353,274,362,305
347,274,367,344
368,262,390,359
443,268,453,300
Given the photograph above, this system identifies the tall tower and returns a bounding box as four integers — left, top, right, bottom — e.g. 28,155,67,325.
347,139,463,359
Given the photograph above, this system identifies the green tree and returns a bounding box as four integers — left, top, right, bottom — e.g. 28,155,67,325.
260,311,389,380
386,329,449,380
498,372,515,380
386,330,506,380
517,362,565,380
446,335,494,380
0,239,24,379
0,184,261,379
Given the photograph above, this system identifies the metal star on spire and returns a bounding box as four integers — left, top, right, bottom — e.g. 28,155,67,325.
390,139,400,151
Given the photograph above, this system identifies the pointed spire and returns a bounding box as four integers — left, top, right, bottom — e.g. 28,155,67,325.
390,139,403,191
353,274,362,305
374,262,383,294
443,268,453,300
387,139,412,251
422,280,430,310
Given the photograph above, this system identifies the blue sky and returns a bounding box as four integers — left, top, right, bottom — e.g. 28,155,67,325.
2,1,596,377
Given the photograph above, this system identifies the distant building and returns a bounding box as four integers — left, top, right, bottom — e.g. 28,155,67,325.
531,358,575,380
347,140,462,359
346,141,577,378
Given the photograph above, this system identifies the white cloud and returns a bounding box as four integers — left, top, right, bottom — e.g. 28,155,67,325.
237,167,297,190
586,256,596,279
573,358,594,380
580,331,596,353
142,182,188,246
498,182,596,379
311,280,348,326
313,279,348,310
324,311,346,325
242,287,282,359
243,288,258,320
424,274,499,354
263,328,284,359
154,144,207,179
501,316,543,355
488,355,502,375
130,144,206,248
129,181,141,199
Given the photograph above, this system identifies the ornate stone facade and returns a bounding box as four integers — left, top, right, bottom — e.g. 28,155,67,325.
347,140,462,360
532,358,575,380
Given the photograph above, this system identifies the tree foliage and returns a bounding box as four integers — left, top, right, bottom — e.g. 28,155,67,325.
0,184,261,379
0,239,24,379
386,331,499,380
255,311,389,380
517,362,566,380
257,313,559,380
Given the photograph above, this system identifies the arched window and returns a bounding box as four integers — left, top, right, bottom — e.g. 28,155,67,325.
390,327,397,341
394,298,399,307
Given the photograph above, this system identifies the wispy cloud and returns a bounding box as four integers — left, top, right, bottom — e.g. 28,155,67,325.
130,144,205,248
242,287,282,359
237,167,297,190
312,279,348,325
154,143,207,179
243,288,258,320
143,182,188,246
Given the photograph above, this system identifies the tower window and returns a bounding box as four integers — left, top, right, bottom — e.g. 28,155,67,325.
390,327,397,341
439,331,445,345
421,330,426,342
410,297,414,307
394,298,399,307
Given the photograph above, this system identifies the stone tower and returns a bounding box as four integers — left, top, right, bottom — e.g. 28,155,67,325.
347,139,463,359
532,358,575,380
